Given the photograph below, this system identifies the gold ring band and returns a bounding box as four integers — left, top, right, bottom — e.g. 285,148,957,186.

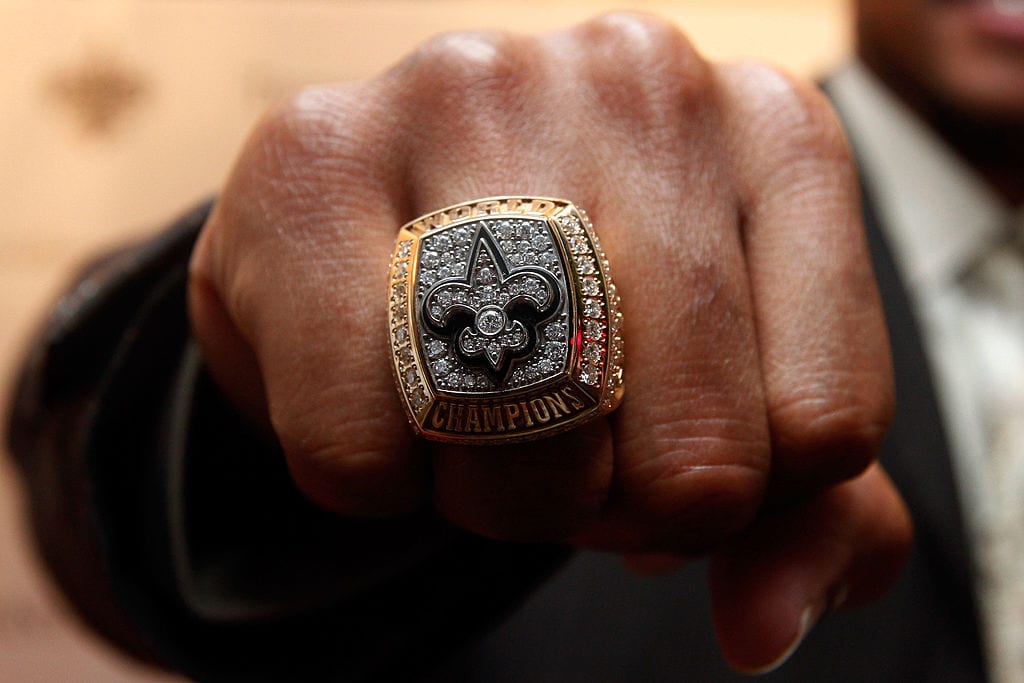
388,196,623,444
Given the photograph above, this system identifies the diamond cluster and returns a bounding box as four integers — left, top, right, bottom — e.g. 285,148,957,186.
415,218,571,393
389,239,431,412
575,210,624,408
558,212,622,400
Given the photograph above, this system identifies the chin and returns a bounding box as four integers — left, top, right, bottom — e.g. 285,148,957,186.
932,1,1024,122
934,53,1024,123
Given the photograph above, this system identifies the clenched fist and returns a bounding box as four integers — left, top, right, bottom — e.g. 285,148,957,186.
188,12,910,672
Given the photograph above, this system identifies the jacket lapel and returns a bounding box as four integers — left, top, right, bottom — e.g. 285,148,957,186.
858,178,981,604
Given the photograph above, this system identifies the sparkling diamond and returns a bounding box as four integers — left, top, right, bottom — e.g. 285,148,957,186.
506,326,527,345
545,322,566,340
532,234,548,251
560,215,582,233
393,327,408,343
611,311,623,332
397,241,412,258
576,256,596,275
570,236,589,254
476,266,496,285
579,364,601,386
393,262,407,279
476,306,507,335
404,368,418,385
421,250,440,269
585,319,604,339
583,341,603,364
432,359,451,377
411,388,429,409
546,341,568,359
584,299,603,318
426,339,446,358
582,277,600,296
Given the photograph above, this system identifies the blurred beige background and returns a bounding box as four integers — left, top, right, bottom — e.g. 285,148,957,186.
0,1,847,680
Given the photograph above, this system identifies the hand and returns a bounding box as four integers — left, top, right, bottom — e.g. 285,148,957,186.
188,12,910,672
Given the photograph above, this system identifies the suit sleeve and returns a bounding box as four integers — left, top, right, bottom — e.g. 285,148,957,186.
5,201,568,682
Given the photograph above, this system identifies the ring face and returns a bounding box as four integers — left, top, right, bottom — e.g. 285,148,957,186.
388,197,623,444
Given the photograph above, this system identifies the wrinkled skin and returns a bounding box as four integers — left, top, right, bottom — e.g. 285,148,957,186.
189,13,911,673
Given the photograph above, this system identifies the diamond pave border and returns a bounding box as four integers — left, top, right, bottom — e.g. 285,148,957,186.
388,196,624,444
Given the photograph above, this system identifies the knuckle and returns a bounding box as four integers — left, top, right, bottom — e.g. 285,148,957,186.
221,81,397,242
251,86,347,173
577,12,710,122
622,426,770,547
401,30,527,100
286,443,420,516
771,376,893,480
433,431,612,543
257,83,399,177
582,11,696,63
272,393,423,516
729,61,853,168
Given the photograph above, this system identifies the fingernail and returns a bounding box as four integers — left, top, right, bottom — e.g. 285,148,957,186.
742,602,823,676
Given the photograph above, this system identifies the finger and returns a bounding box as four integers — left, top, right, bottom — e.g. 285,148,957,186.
431,422,613,541
708,463,912,674
189,238,271,429
389,29,619,540
718,62,894,495
189,84,430,516
564,14,772,553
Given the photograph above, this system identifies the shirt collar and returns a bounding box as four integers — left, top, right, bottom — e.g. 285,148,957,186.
828,61,1017,295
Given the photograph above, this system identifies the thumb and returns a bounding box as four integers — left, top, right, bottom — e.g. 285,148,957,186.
708,464,912,673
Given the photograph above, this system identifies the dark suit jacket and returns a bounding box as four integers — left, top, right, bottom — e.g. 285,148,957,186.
5,134,990,682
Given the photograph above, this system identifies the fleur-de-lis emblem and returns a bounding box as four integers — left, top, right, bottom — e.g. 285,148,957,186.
422,229,562,384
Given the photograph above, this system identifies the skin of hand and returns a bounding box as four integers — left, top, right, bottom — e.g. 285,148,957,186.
188,12,912,673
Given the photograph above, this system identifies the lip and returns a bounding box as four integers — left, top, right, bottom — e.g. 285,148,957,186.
958,0,1024,44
